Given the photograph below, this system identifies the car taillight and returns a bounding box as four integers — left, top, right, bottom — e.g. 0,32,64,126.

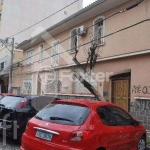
69,130,92,142
17,99,27,108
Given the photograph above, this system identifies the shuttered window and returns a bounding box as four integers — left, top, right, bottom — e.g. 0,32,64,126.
39,44,44,61
26,50,33,65
51,41,59,67
93,18,104,45
70,29,78,52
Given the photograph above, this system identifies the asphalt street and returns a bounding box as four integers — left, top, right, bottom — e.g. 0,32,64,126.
0,136,20,150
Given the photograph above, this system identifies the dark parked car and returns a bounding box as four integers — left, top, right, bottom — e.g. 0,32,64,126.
0,95,39,140
0,95,60,141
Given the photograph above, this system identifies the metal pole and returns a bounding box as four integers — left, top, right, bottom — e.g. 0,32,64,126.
8,37,14,93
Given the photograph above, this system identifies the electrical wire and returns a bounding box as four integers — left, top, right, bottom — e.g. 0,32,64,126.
10,48,150,77
1,17,149,75
14,0,142,66
0,0,144,53
0,0,146,74
9,0,79,38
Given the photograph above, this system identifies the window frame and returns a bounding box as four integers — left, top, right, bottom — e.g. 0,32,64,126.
51,40,60,67
69,28,79,53
39,43,44,62
26,49,34,65
93,16,105,45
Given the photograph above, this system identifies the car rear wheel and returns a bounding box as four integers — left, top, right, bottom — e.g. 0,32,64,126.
138,136,146,150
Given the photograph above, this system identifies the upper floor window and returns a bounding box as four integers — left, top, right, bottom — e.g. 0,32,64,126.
0,62,4,71
51,41,59,67
70,28,78,52
93,17,105,45
26,49,33,65
39,44,44,61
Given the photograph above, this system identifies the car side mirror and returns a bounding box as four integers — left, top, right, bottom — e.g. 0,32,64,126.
132,120,140,126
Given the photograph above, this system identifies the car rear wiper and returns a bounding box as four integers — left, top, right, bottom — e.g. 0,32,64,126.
50,117,74,122
0,104,5,107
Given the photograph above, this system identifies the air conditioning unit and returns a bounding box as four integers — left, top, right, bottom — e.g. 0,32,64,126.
77,26,87,36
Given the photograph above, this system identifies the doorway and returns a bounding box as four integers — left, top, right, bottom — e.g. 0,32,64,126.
111,71,131,111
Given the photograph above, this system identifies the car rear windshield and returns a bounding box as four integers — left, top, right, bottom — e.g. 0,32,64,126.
35,103,90,125
0,96,24,109
0,95,3,100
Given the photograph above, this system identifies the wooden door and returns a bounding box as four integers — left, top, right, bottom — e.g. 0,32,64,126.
112,80,129,111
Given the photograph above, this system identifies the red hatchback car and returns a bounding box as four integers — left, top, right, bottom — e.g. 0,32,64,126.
20,100,146,150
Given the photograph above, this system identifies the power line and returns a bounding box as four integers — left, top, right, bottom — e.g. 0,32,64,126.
0,0,145,74
0,0,144,54
9,0,79,38
9,48,150,77
1,17,149,75
15,0,144,66
0,0,80,52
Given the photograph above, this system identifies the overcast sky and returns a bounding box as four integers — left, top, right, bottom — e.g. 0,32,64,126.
83,0,97,7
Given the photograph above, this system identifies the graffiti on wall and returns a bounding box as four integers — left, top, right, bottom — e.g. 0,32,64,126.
132,85,150,94
23,80,32,94
131,99,150,113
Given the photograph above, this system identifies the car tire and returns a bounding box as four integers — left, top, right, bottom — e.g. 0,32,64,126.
138,136,146,150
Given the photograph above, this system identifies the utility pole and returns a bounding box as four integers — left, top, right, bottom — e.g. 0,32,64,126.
0,37,15,93
8,37,14,93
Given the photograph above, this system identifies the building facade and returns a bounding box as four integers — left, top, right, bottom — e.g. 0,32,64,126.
0,46,23,93
16,0,150,130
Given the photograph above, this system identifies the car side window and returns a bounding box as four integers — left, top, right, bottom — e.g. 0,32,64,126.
97,106,116,126
110,106,133,126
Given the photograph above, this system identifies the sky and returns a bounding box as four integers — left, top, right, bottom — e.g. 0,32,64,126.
83,0,97,7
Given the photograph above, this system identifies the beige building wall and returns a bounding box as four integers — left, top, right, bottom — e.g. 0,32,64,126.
15,0,150,99
94,54,150,102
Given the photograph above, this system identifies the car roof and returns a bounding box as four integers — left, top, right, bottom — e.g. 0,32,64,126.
24,95,39,100
52,99,116,107
0,93,15,96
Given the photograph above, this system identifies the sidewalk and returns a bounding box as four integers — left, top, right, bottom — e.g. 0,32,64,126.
147,146,150,150
147,130,150,150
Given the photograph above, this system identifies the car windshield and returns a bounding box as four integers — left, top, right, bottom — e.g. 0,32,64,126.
0,96,24,109
35,103,90,125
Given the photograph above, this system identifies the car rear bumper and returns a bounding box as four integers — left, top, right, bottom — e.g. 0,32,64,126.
21,133,83,150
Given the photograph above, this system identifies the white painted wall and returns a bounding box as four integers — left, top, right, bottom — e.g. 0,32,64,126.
0,0,83,43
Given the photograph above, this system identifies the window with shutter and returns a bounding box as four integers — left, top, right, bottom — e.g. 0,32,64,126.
26,50,33,65
39,44,44,61
51,41,59,67
70,29,78,52
93,17,104,45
